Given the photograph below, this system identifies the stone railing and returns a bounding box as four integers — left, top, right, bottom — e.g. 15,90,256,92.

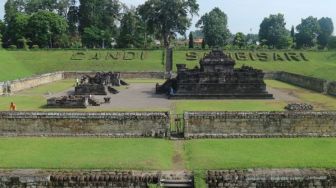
207,169,336,188
184,111,336,138
0,111,170,137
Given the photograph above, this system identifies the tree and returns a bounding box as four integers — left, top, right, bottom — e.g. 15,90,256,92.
27,10,68,48
4,13,29,46
25,0,58,14
196,8,229,47
328,36,336,49
79,0,121,48
258,14,292,49
117,10,146,48
290,25,295,42
233,32,246,49
188,32,194,48
67,0,79,36
4,0,26,23
295,16,320,48
201,38,206,49
0,20,3,48
138,0,199,48
317,17,334,49
246,33,258,45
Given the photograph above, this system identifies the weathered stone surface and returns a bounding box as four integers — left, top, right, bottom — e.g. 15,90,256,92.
0,170,162,188
285,103,314,111
207,169,336,188
9,72,64,93
47,95,89,108
274,71,327,93
327,81,336,96
158,49,273,99
0,112,169,137
184,111,336,138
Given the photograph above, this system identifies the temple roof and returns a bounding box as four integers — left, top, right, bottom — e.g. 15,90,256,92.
200,49,235,66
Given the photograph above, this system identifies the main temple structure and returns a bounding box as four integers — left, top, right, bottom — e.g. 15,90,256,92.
156,49,273,99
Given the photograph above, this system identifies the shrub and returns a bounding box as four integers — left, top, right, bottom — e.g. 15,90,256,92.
9,45,17,49
31,45,39,50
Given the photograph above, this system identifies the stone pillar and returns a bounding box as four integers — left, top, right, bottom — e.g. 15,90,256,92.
165,48,173,79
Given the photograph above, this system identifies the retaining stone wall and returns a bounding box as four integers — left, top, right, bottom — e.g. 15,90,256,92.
0,170,160,188
207,169,336,188
273,71,327,93
327,81,336,96
9,72,64,93
184,112,336,138
0,112,169,137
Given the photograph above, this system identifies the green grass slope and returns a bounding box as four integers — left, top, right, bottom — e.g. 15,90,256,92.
0,138,173,170
1,50,336,81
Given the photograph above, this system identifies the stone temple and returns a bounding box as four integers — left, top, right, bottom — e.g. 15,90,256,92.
156,49,273,99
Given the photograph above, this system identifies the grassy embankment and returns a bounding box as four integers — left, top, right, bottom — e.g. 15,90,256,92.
0,138,336,170
1,50,336,81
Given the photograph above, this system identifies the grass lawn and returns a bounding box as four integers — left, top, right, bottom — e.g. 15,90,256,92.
1,50,336,81
0,138,173,170
1,138,336,170
185,138,336,170
266,80,336,110
0,79,75,111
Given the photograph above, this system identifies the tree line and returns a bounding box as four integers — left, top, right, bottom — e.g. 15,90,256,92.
0,0,334,50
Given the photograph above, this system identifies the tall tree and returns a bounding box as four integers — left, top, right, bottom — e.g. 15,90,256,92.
328,36,336,49
27,10,68,48
25,0,58,14
246,33,258,45
258,14,292,49
295,16,320,48
196,8,229,47
233,32,246,49
317,17,334,49
290,25,295,42
4,13,29,46
117,10,146,48
0,20,4,48
138,0,199,48
4,0,26,23
188,32,194,48
67,0,79,36
78,0,121,48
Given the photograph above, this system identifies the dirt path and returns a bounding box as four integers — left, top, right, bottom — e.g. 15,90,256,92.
172,141,187,170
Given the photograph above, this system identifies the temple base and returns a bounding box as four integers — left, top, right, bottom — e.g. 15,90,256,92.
169,93,274,99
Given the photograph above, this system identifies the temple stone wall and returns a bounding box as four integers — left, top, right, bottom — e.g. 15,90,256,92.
184,112,336,138
63,71,165,80
327,81,336,96
207,169,336,188
9,72,64,93
0,170,160,188
273,71,327,93
0,112,169,137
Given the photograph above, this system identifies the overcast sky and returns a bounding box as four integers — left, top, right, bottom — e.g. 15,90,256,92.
0,0,335,34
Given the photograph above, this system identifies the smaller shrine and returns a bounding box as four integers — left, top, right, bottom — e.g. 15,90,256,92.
156,49,273,99
75,72,128,95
